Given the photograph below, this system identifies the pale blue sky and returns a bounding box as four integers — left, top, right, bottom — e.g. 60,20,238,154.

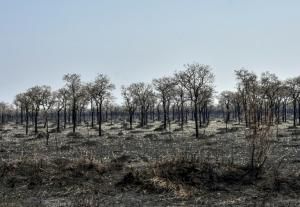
0,0,300,104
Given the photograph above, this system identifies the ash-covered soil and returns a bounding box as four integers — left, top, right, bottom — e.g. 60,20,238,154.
0,120,300,206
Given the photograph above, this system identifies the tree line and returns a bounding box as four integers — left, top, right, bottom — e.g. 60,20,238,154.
219,70,300,133
0,63,300,140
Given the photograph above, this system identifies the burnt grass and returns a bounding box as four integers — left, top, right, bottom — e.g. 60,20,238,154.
0,121,300,206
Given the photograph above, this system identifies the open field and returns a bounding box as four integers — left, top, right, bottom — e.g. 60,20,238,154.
1,120,300,207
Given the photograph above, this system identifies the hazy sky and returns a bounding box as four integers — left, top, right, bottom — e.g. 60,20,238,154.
0,0,300,104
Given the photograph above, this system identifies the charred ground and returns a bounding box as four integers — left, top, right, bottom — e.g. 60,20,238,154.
0,120,300,207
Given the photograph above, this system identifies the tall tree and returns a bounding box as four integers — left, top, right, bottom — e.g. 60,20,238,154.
27,85,51,134
286,76,300,127
153,77,175,129
63,74,82,133
15,93,32,135
235,69,258,128
174,74,188,130
91,74,115,136
131,82,155,127
121,85,138,129
176,63,214,138
219,91,234,132
260,72,281,124
53,89,68,132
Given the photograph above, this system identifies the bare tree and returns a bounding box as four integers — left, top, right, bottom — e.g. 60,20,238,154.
174,74,188,130
235,69,273,176
219,91,234,132
40,89,55,145
27,85,51,134
280,83,290,123
15,93,32,135
153,77,175,130
58,88,69,129
90,74,115,136
121,85,138,129
77,87,89,124
131,82,155,127
41,87,54,134
260,72,281,124
235,69,258,128
86,83,96,128
286,76,300,127
176,63,214,138
0,102,7,126
53,88,68,132
63,74,82,133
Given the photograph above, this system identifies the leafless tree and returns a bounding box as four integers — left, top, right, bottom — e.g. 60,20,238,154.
0,102,7,126
86,83,96,128
90,74,115,136
176,63,214,138
260,72,281,124
77,87,90,124
63,73,82,133
174,74,188,129
27,85,51,134
15,92,32,135
235,69,258,128
53,88,68,132
235,69,273,176
121,84,137,129
40,90,55,144
219,91,234,132
131,82,155,127
279,83,290,123
286,76,300,127
153,77,175,130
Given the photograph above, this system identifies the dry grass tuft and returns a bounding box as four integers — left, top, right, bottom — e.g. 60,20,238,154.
66,132,84,139
116,156,250,198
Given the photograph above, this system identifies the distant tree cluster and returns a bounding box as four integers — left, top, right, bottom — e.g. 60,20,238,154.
218,69,300,129
122,63,214,138
13,73,115,139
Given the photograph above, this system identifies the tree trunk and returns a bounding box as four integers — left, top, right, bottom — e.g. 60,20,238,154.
194,100,199,138
298,100,300,125
91,108,94,128
110,110,113,125
72,99,76,133
99,102,102,136
34,109,38,134
21,107,24,124
57,110,60,132
63,103,67,129
293,98,297,127
172,105,175,121
25,108,29,135
129,112,133,129
163,100,167,129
